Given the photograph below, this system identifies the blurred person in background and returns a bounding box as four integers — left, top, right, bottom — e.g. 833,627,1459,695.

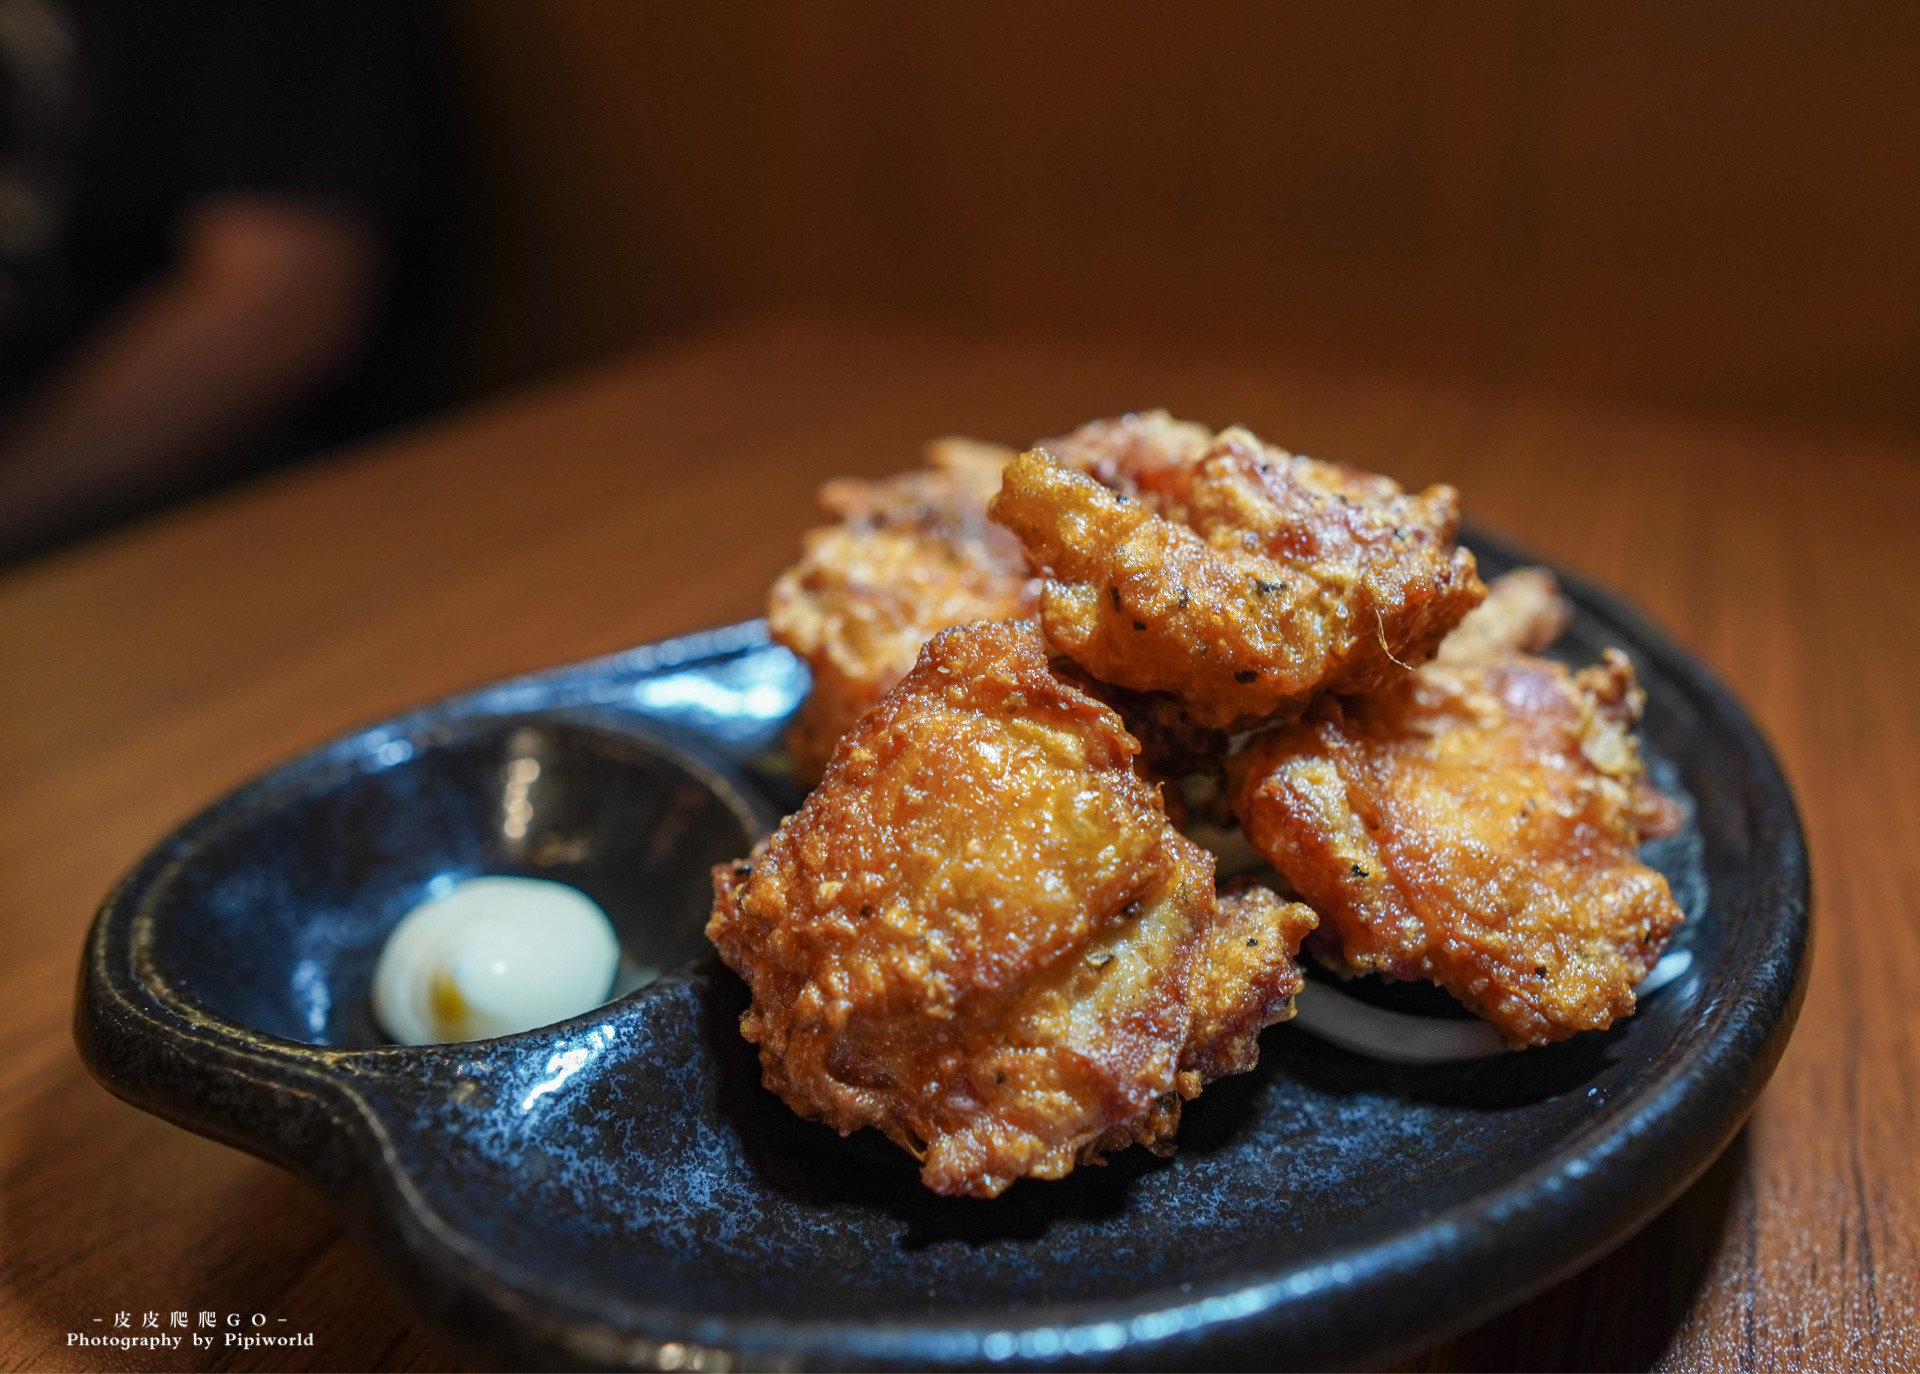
0,0,456,564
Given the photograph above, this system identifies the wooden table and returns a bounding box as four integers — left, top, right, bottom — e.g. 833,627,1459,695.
1,317,1912,1372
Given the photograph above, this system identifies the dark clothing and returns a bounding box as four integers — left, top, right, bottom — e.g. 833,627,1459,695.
0,0,458,452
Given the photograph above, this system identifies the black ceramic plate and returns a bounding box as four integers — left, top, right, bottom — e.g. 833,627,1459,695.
76,534,1809,1372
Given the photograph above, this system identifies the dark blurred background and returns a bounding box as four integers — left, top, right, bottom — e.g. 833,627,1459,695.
3,0,1918,560
448,0,1920,438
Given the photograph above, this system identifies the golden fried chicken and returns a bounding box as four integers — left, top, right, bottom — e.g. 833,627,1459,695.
1232,571,1684,1048
1433,564,1573,664
990,427,1485,730
813,436,1013,523
708,619,1316,1197
768,437,1037,782
1041,409,1217,520
1182,879,1317,1083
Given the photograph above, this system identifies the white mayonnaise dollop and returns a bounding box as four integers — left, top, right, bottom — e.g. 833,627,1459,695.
372,876,621,1045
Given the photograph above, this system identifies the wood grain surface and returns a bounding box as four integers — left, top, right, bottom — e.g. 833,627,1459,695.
449,0,1920,441
0,317,1912,1371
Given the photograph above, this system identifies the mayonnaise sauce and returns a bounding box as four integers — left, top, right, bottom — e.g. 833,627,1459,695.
372,876,621,1044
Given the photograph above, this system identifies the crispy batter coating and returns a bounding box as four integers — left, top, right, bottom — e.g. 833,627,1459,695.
1434,564,1573,664
708,620,1314,1196
1232,573,1683,1047
1041,409,1218,520
769,438,1037,782
814,436,1014,522
1181,880,1317,1084
990,429,1485,730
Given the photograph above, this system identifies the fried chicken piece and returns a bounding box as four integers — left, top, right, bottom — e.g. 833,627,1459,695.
990,428,1485,730
813,436,1013,522
1437,566,1678,841
1433,564,1573,664
1232,572,1684,1047
769,437,1037,782
1041,409,1217,520
708,620,1315,1197
1180,880,1317,1084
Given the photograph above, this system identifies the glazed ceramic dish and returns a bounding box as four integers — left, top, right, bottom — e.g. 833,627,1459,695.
75,533,1810,1371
